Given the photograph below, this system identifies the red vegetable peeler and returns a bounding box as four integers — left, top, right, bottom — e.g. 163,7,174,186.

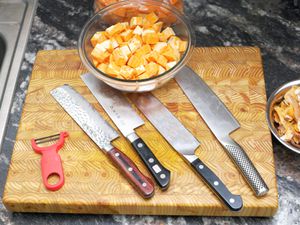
31,131,69,191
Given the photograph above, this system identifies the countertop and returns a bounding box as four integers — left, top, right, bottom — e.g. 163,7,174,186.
0,0,299,224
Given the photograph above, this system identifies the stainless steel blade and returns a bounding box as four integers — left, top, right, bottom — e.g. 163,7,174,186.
51,84,119,151
175,66,240,139
176,66,269,196
81,73,144,138
130,93,200,158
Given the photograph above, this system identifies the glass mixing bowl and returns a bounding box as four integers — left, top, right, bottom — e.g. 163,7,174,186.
78,0,195,92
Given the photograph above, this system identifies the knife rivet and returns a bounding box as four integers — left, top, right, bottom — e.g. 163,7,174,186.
160,174,166,179
213,181,219,186
229,198,235,203
148,158,154,163
199,165,204,170
137,143,143,148
115,153,120,157
142,182,147,187
128,167,133,172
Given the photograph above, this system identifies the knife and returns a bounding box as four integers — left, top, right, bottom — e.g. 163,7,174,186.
175,66,269,197
131,93,243,211
81,73,170,190
50,84,154,199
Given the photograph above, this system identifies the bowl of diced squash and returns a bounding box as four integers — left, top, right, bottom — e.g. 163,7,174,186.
78,0,195,92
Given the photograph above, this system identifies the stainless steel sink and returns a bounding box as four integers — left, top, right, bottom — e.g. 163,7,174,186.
0,0,37,152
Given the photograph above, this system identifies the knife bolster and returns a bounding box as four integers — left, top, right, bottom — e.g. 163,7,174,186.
127,132,139,143
103,143,114,152
182,154,198,163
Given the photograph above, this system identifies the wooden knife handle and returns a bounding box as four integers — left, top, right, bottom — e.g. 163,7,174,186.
107,147,155,199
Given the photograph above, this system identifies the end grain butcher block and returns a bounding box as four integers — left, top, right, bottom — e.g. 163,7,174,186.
3,47,278,216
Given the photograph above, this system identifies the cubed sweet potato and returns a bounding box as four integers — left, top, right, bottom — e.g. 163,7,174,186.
153,22,163,33
145,12,159,24
145,62,159,77
106,62,121,77
161,27,175,40
90,31,108,47
120,65,136,79
120,29,133,42
135,44,152,56
130,17,143,28
135,65,146,75
97,63,108,73
112,48,128,66
128,37,142,53
106,23,127,37
128,54,143,68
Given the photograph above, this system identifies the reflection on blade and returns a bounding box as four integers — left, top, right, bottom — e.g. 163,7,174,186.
130,93,200,156
81,73,144,137
51,85,119,150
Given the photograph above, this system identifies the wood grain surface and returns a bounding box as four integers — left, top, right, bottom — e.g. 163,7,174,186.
3,47,278,216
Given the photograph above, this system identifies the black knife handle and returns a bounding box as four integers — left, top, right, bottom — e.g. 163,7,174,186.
131,138,171,190
191,158,243,211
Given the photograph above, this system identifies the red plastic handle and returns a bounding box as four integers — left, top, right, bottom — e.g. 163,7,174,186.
31,132,68,191
39,150,64,191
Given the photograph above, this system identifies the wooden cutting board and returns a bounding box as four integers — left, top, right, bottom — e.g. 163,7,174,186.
3,47,278,216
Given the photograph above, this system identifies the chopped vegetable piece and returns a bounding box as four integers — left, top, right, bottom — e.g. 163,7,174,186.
120,65,136,79
120,29,133,42
158,65,166,74
128,54,143,68
130,17,143,28
110,37,119,49
161,45,180,61
106,63,121,77
145,51,159,62
91,44,110,62
179,40,188,52
135,44,152,56
168,36,181,51
128,37,142,53
142,17,152,28
98,39,113,52
166,61,177,70
160,27,175,41
153,42,168,53
157,55,168,68
92,58,99,67
133,25,143,35
112,34,123,44
120,45,132,57
145,12,159,24
142,30,159,44
153,22,163,33
145,62,159,77
91,31,108,47
106,23,127,37
135,65,146,75
97,63,108,73
112,48,128,66
138,72,150,80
